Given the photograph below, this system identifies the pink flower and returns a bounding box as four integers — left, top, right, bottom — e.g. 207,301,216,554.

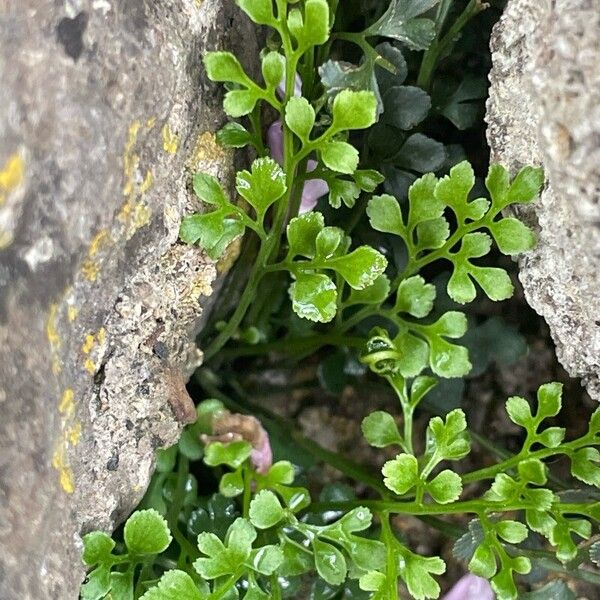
267,120,329,214
441,574,495,600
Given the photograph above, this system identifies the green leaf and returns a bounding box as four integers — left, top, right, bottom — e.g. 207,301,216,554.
395,275,436,317
507,166,544,205
329,177,361,209
428,469,462,504
235,0,275,25
469,543,497,578
82,531,115,566
316,227,344,259
426,409,470,462
399,551,446,600
249,545,284,575
505,396,533,429
571,447,600,487
416,217,450,250
496,520,528,544
312,538,347,585
395,133,446,173
361,411,403,448
354,169,385,192
320,141,359,174
489,217,536,255
264,461,295,486
518,459,547,485
219,469,245,498
261,51,285,90
367,194,406,237
382,453,418,495
204,440,252,469
418,312,471,378
193,173,229,206
326,246,387,290
223,89,261,117
249,490,285,529
382,85,431,130
287,211,324,259
332,90,378,131
179,210,245,260
140,570,206,600
288,0,330,49
346,275,390,306
434,161,476,216
80,565,111,600
285,96,315,142
537,382,562,418
448,232,514,303
408,172,443,225
110,571,134,600
244,579,269,600
394,331,430,377
236,157,287,220
124,509,172,555
217,122,254,149
365,0,439,50
359,571,386,592
204,51,252,86
289,272,337,322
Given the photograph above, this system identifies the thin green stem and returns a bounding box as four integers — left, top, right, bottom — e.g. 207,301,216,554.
417,0,488,91
462,436,592,484
380,512,399,600
219,333,365,360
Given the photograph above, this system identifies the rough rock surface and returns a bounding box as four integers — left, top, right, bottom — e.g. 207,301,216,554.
0,1,257,597
487,0,600,400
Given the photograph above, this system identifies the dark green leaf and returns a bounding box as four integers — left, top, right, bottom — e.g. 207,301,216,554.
382,86,431,130
365,0,439,50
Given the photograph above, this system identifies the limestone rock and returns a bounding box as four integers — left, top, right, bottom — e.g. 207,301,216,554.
0,1,257,596
486,0,600,399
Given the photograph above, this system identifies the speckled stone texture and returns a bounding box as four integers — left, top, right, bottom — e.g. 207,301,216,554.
0,1,257,597
487,0,600,400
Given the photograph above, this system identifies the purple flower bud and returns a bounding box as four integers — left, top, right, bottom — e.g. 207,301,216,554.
441,575,495,600
277,72,303,99
267,120,328,214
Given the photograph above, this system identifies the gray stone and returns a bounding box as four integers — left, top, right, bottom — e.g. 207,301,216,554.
0,1,257,597
486,0,600,400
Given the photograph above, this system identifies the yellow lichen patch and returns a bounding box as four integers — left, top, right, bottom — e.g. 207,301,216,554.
84,357,96,374
0,228,12,249
140,170,154,194
67,305,78,322
146,116,157,129
81,258,100,282
68,421,82,445
123,120,141,197
89,229,109,257
188,131,229,171
80,328,107,375
58,388,75,416
82,229,111,282
52,444,74,494
51,356,62,375
46,303,61,349
162,124,179,154
82,334,95,354
0,154,24,206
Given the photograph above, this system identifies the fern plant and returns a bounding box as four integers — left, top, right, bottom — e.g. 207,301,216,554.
80,1,600,599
